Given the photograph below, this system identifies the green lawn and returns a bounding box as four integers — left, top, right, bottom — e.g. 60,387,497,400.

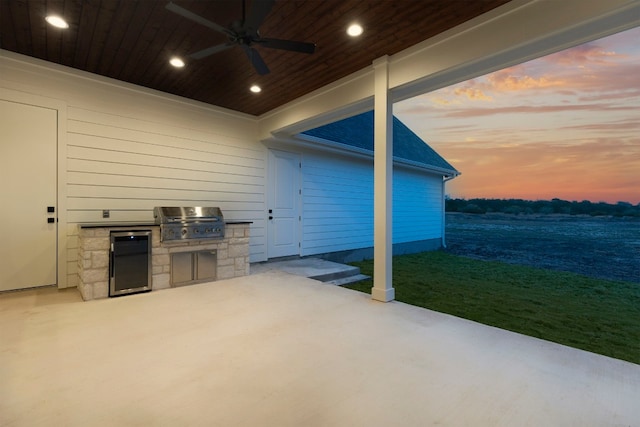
345,251,640,365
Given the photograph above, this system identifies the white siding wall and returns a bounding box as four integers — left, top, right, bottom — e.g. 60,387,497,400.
65,107,267,262
65,108,265,223
302,152,374,255
393,167,443,243
1,52,448,289
300,149,444,257
1,53,267,288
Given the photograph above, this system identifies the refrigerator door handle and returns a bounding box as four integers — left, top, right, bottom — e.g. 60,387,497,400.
109,246,115,278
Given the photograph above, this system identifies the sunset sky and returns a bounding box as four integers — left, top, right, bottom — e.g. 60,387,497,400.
394,26,640,204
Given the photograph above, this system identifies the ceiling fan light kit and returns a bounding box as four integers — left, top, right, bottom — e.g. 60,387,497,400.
165,0,316,76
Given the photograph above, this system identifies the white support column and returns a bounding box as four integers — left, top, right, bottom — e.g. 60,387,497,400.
371,56,395,303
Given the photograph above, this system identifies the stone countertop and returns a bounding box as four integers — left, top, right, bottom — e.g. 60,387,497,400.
79,222,157,228
79,221,252,228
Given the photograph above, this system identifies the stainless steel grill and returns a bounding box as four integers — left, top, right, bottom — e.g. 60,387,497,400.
153,207,225,242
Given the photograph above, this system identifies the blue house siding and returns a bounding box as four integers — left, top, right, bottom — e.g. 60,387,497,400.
393,168,443,244
298,150,445,258
288,111,457,261
301,152,374,256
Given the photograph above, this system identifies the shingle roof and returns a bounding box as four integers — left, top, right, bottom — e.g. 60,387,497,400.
302,111,458,175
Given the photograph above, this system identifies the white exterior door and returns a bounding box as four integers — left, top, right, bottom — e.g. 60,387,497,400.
0,100,57,291
267,150,300,258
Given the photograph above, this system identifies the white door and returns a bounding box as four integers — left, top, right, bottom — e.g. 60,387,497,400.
0,100,57,291
267,150,300,258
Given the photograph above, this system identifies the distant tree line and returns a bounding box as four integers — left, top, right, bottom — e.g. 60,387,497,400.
445,198,640,217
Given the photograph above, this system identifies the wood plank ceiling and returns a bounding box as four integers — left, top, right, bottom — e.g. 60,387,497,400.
0,0,511,116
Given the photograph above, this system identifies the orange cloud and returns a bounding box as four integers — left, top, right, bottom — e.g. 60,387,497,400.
439,105,561,119
441,103,635,119
545,43,625,66
485,66,566,91
453,87,493,101
430,96,460,106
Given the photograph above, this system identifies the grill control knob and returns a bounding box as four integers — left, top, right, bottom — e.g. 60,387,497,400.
181,228,188,236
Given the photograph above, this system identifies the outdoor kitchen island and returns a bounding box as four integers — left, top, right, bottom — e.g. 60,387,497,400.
76,221,251,301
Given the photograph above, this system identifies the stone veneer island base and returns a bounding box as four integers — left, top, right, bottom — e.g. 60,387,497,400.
77,223,251,301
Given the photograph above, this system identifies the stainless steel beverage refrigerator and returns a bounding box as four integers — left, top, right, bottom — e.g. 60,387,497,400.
109,230,152,297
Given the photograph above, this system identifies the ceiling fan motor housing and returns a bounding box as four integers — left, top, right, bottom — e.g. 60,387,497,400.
166,1,316,75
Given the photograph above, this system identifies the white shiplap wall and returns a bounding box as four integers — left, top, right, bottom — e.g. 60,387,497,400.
300,149,444,256
1,52,267,288
66,107,265,223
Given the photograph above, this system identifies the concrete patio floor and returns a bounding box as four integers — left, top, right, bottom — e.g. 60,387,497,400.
1,271,639,426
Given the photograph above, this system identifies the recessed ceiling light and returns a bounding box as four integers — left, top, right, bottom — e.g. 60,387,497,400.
347,23,363,37
250,85,262,93
45,15,69,29
169,57,185,68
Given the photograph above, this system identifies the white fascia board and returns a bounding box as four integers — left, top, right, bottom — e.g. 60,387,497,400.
279,133,459,177
258,68,374,140
257,0,639,140
392,157,460,178
264,134,376,162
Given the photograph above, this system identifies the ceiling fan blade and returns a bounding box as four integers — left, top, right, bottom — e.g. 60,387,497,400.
258,38,316,54
189,43,234,60
244,0,275,32
166,2,230,36
242,45,270,75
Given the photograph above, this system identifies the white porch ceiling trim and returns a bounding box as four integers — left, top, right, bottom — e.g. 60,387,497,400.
258,0,640,140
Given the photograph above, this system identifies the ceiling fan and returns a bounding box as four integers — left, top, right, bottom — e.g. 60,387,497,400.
166,0,316,75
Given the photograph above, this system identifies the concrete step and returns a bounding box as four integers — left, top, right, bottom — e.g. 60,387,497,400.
325,274,371,286
308,264,361,282
251,257,368,286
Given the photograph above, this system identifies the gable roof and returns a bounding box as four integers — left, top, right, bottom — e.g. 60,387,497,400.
301,111,459,176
